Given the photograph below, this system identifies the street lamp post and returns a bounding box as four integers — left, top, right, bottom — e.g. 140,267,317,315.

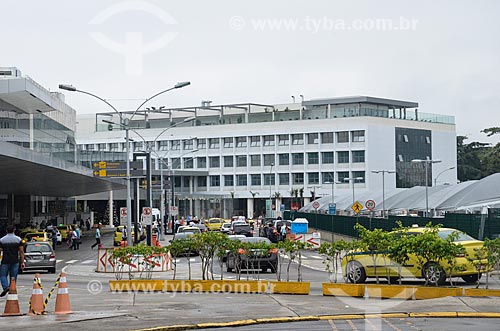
411,159,442,218
343,177,364,207
268,162,274,217
59,81,190,246
371,170,395,218
434,166,455,186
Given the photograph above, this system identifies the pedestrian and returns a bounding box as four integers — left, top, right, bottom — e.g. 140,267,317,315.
79,219,84,229
121,226,127,243
71,227,79,250
0,225,25,297
85,218,91,231
49,226,58,251
75,226,81,250
91,224,101,249
280,223,287,241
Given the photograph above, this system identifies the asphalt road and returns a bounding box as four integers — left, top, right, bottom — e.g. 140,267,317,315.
1,229,500,331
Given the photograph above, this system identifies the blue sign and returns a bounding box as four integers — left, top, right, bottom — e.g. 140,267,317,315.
280,204,285,212
328,203,337,215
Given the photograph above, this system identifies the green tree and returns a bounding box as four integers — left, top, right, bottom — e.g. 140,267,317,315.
319,240,348,283
387,222,413,285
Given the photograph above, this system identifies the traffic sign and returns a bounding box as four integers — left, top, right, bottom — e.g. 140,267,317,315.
365,199,376,211
93,169,144,178
351,201,363,214
328,203,337,215
142,207,152,225
169,206,178,217
120,207,128,224
92,161,143,170
312,200,320,209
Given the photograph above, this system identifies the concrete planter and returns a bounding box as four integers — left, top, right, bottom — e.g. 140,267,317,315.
464,288,500,297
365,284,414,299
270,281,310,295
414,286,462,300
322,283,365,297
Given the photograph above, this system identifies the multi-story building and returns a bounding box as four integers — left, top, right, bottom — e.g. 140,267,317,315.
75,96,457,219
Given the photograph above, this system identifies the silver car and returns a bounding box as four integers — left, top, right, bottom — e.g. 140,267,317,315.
22,242,56,274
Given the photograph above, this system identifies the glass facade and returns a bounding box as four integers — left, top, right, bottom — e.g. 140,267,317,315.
395,127,432,188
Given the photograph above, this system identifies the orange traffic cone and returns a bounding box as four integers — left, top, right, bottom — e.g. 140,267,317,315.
3,278,21,316
28,273,45,315
54,272,71,314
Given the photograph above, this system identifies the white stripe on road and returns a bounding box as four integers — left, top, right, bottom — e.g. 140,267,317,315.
81,260,94,264
65,260,78,264
56,260,63,264
310,255,323,259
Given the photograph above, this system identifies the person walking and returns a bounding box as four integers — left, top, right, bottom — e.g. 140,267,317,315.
0,225,25,297
91,224,101,250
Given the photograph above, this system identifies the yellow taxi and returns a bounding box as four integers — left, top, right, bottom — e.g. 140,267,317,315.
342,227,487,286
21,231,50,244
57,225,71,241
205,218,224,231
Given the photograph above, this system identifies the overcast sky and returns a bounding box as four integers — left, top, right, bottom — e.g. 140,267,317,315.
2,0,499,143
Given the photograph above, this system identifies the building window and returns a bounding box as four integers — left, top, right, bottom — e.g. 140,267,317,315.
98,143,106,151
263,154,275,166
338,171,349,183
236,155,247,167
337,151,349,163
183,158,194,169
278,134,289,146
264,174,275,185
224,156,234,167
223,137,234,148
425,136,431,144
352,171,365,183
278,153,289,166
250,136,260,147
197,157,207,168
236,137,247,148
198,176,207,187
322,172,335,183
197,139,206,149
250,155,261,167
171,140,180,150
183,139,194,150
352,150,365,163
210,175,220,187
209,138,220,149
183,177,190,188
279,173,289,185
322,152,334,164
171,158,181,169
292,134,303,145
86,144,94,151
224,175,234,186
307,152,319,165
292,173,304,185
351,130,365,142
336,131,349,143
263,135,275,146
158,140,168,151
236,174,247,186
397,154,404,162
251,174,261,186
209,156,220,168
307,133,319,144
321,132,333,144
109,143,119,151
292,153,304,165
308,172,319,185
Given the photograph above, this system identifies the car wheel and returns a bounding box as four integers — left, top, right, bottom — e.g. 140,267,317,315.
346,261,367,284
462,274,481,284
48,267,56,274
423,262,446,286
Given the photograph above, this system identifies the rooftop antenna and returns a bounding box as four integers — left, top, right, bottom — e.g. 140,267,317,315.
299,94,304,102
291,96,295,103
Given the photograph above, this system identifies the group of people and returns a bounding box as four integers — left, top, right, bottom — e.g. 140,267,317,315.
260,222,290,243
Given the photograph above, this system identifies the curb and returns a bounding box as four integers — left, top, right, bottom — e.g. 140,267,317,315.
130,312,500,331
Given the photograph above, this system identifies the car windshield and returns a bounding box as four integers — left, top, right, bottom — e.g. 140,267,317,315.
222,223,231,228
209,219,222,224
239,237,271,244
26,244,52,253
438,230,476,241
234,225,250,230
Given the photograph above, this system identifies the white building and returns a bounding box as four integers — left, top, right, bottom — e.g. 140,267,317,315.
74,96,457,220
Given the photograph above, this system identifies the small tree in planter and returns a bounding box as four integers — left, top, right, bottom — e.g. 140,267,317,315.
387,222,413,285
439,231,465,287
468,238,500,289
354,224,393,284
167,237,197,280
319,240,348,283
277,239,310,282
343,240,367,284
194,231,228,280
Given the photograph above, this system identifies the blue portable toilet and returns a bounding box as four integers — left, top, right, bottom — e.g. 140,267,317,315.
291,218,308,234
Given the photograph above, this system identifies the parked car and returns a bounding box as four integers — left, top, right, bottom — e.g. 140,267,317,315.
225,237,278,273
177,226,202,234
170,232,198,256
231,224,253,237
341,227,488,285
21,242,56,274
21,231,50,245
205,218,224,231
193,223,208,233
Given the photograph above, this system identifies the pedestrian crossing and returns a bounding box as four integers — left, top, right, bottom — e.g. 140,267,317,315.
56,259,94,265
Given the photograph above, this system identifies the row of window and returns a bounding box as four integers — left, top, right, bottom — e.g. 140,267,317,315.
191,171,367,187
82,131,365,152
167,151,365,169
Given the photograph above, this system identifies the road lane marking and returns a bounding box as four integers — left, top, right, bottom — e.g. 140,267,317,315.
66,260,78,264
56,260,63,264
81,259,94,264
310,255,323,259
328,319,338,330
